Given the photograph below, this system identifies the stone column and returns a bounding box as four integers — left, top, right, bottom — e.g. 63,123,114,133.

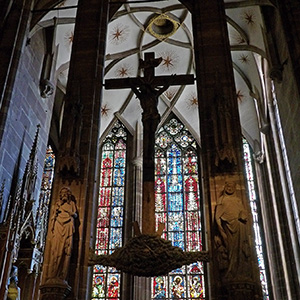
188,0,262,299
40,0,110,299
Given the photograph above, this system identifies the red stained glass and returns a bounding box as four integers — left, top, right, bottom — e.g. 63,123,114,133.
97,207,110,228
99,188,111,206
93,121,127,300
101,157,113,187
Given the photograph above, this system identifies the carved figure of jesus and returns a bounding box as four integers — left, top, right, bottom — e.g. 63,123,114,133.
131,80,169,181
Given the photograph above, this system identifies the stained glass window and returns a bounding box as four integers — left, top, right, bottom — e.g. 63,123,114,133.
152,118,205,299
92,121,127,300
243,138,269,299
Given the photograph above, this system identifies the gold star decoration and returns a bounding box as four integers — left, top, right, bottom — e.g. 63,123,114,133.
239,54,250,64
236,90,244,102
101,104,110,117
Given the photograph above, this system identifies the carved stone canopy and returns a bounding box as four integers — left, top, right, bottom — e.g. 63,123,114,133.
90,234,209,277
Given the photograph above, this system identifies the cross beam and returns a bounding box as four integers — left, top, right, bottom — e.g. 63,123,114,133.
104,52,194,234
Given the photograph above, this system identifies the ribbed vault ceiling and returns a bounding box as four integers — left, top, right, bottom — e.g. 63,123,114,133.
31,0,275,149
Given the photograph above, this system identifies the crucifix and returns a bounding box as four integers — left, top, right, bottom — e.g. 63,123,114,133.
89,53,208,276
105,52,194,234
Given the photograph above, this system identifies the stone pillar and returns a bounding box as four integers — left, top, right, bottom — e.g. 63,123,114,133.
40,0,110,299
188,0,262,299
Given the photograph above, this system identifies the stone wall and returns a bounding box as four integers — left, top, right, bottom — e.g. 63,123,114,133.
0,28,55,220
267,4,300,218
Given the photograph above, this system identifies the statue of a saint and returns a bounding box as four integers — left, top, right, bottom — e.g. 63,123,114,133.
47,187,77,282
214,181,251,280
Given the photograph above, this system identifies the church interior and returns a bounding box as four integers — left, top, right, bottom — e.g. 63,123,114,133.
0,0,300,299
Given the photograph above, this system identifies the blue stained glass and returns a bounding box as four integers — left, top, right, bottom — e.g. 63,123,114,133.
109,228,122,249
114,156,125,168
168,212,184,231
110,207,123,227
168,193,183,211
170,266,185,275
169,232,184,249
167,175,183,193
153,118,204,300
112,187,124,206
168,144,181,157
167,157,182,175
113,168,125,186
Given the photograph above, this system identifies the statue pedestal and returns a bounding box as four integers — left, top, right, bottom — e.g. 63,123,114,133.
221,282,259,300
40,279,71,300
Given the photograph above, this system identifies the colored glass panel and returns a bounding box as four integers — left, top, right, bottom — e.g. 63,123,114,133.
243,138,269,300
93,121,127,300
152,118,204,299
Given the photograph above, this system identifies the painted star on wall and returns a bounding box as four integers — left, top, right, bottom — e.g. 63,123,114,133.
164,88,177,100
236,90,245,102
187,93,198,108
239,54,250,64
159,50,178,72
101,104,111,117
232,33,246,45
109,24,129,45
115,64,133,78
64,30,74,46
242,10,255,25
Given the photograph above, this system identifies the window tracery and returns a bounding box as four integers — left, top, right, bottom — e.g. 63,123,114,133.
152,117,205,299
92,121,127,300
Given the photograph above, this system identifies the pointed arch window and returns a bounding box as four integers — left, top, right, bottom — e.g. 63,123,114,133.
92,121,127,300
243,138,270,299
152,117,205,299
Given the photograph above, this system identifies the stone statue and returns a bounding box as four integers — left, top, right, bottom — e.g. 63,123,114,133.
214,181,251,280
7,266,21,300
47,187,77,282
